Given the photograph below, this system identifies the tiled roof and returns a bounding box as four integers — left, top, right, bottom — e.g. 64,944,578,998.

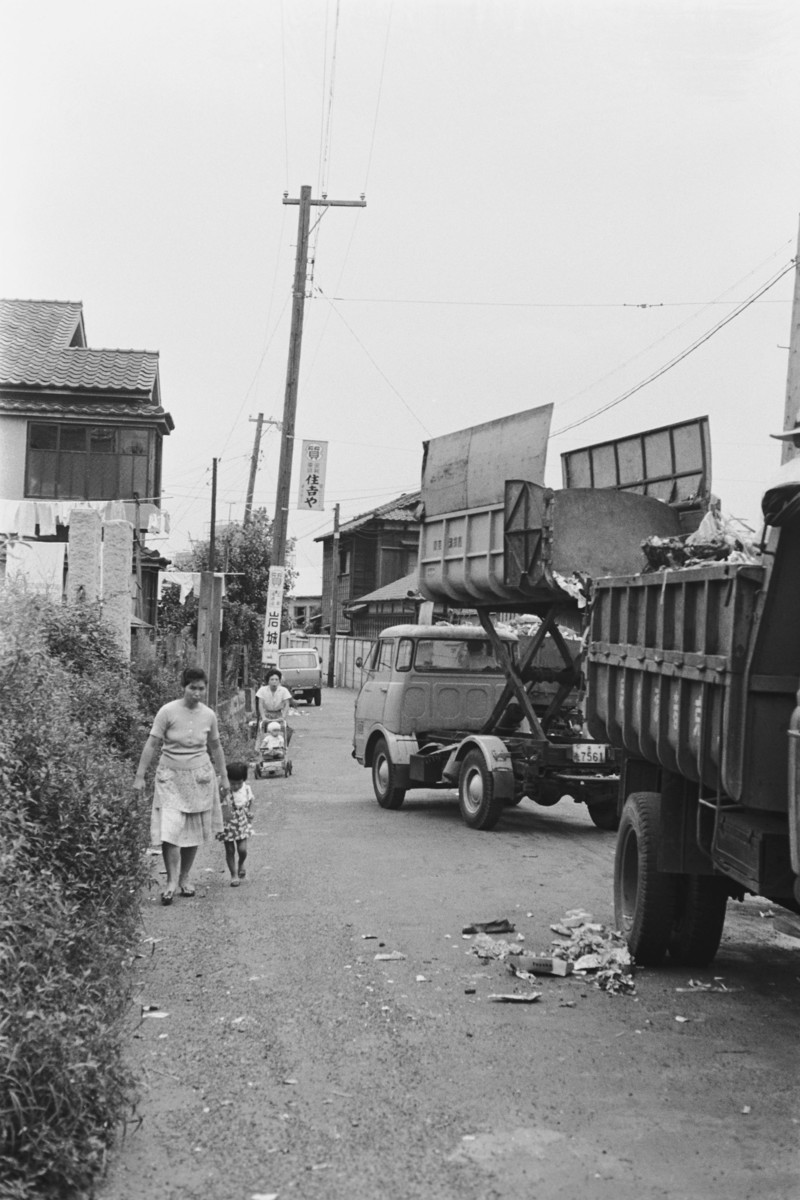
0,299,160,400
316,490,421,541
351,570,421,604
0,394,174,431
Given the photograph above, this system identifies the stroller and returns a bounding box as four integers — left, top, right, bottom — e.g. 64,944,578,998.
254,719,293,779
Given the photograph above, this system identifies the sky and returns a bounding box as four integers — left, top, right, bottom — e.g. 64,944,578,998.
3,0,800,594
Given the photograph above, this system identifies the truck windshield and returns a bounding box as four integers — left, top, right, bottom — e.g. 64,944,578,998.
413,639,505,673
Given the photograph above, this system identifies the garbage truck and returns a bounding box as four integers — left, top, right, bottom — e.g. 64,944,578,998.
585,494,800,967
353,405,712,830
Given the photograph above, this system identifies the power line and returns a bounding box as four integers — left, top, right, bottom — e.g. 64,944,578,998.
363,1,393,193
317,287,431,434
552,259,796,439
330,296,788,308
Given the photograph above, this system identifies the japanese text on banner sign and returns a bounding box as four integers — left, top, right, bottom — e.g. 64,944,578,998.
261,566,285,662
297,440,328,510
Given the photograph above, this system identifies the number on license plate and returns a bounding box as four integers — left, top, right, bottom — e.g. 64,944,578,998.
571,743,608,764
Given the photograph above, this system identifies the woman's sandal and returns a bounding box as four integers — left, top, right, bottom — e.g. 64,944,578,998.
230,878,241,887
179,884,196,897
161,888,175,906
237,868,246,879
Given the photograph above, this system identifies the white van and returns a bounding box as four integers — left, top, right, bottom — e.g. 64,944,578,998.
275,647,323,706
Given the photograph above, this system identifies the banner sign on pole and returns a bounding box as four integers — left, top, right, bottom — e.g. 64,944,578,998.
261,566,286,663
297,439,327,510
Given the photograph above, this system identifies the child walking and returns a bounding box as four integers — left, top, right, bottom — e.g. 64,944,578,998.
216,761,253,886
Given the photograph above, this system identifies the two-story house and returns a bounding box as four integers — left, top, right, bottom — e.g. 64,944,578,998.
316,490,421,634
0,299,174,624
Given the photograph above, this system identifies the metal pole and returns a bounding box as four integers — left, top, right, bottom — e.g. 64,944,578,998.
781,214,800,464
327,502,340,689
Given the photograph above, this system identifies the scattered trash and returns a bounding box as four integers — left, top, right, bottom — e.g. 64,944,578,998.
488,992,542,1004
141,1006,169,1019
415,974,428,982
741,1105,752,1115
642,509,759,572
675,1015,689,1023
374,950,406,961
470,934,525,961
675,978,741,993
510,955,573,978
549,909,634,994
464,986,476,995
251,1194,278,1200
282,1078,297,1085
462,918,516,935
361,934,378,940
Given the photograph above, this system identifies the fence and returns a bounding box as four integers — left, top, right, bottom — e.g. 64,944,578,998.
282,633,372,691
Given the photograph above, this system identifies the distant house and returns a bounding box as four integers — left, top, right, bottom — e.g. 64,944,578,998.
0,299,174,624
289,593,322,633
316,490,421,633
344,570,447,640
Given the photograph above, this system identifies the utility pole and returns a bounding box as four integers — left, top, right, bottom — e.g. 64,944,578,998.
271,185,366,568
781,215,800,464
244,414,282,524
209,457,218,569
327,502,340,689
244,414,264,523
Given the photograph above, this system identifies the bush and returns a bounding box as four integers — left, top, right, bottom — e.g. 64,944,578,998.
0,590,151,1196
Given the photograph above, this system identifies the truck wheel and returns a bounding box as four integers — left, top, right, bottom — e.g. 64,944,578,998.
588,799,619,831
614,792,677,965
668,875,728,966
372,738,406,810
458,750,504,831
312,689,322,706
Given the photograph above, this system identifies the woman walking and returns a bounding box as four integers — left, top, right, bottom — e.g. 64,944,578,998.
134,666,229,905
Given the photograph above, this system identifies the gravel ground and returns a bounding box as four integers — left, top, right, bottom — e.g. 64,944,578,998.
101,688,800,1200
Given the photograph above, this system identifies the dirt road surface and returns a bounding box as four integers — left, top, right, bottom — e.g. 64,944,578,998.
102,688,800,1200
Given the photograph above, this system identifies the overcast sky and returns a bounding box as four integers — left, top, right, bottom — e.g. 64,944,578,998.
3,0,800,592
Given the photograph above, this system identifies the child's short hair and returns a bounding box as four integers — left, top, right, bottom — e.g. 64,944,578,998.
226,762,249,782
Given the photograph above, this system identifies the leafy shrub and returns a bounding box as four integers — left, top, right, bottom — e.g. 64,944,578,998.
0,589,151,1196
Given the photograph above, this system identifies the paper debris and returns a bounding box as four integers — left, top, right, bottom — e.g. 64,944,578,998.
470,933,525,961
462,918,516,935
549,909,635,994
488,992,542,1003
374,950,406,961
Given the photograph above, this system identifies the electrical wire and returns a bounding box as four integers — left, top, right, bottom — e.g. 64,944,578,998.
330,296,788,308
363,1,393,193
316,287,431,435
280,0,290,192
552,259,796,438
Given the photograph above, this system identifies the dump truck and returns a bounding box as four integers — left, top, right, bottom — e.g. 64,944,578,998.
586,502,800,966
353,406,712,830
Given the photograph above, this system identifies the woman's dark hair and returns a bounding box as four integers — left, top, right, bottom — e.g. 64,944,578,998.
267,668,282,681
182,666,208,687
226,762,249,782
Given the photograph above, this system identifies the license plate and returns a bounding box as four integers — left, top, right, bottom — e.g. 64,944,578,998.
570,743,608,764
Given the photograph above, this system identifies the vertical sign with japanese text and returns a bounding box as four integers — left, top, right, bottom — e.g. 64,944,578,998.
297,440,327,510
261,566,285,664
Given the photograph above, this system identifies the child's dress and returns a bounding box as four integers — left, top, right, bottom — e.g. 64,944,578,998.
216,782,254,843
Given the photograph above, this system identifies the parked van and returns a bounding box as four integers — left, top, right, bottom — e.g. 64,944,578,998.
275,647,323,705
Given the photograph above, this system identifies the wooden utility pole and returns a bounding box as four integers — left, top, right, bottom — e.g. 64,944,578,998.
244,414,264,523
209,457,218,569
271,185,366,568
781,216,800,464
327,502,340,689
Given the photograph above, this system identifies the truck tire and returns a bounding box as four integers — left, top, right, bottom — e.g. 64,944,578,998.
371,737,406,810
588,799,619,831
312,689,322,706
614,792,678,965
458,749,505,831
668,875,728,967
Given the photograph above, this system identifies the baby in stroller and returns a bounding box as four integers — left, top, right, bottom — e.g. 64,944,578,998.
255,719,293,778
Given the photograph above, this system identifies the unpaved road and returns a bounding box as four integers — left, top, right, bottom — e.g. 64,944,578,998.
102,688,800,1200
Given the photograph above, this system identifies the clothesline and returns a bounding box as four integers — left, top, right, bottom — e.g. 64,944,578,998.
0,498,170,537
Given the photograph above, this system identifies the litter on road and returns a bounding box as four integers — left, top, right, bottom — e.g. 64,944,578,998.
549,909,634,995
462,918,516,934
488,993,542,1004
374,950,406,961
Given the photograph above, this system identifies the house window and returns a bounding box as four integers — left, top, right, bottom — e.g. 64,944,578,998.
25,423,158,501
339,547,351,575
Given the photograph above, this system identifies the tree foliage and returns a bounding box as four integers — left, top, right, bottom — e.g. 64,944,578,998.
188,508,297,612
